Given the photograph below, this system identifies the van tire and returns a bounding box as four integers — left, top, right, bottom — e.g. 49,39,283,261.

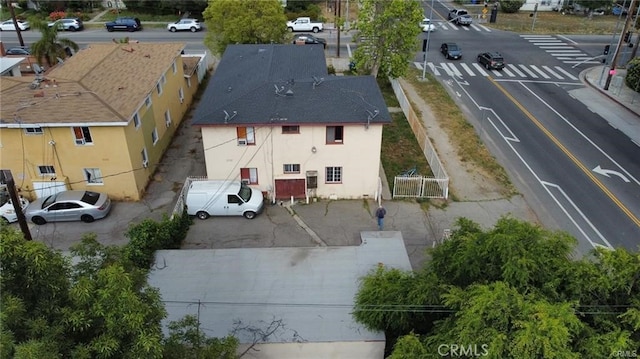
196,211,210,220
243,211,256,219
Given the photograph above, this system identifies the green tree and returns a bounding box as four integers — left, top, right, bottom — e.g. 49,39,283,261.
625,57,640,92
499,0,525,13
202,0,288,56
352,0,423,78
163,315,239,359
29,18,79,68
352,217,640,357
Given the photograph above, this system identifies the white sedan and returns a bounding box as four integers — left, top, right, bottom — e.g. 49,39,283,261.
0,19,30,31
0,196,29,223
167,18,201,32
420,18,435,32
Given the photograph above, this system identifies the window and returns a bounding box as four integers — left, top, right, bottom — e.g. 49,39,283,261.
141,148,149,168
326,126,344,144
165,110,172,127
282,126,299,134
24,127,43,135
326,167,342,183
38,165,56,176
240,168,258,184
187,77,192,88
161,74,167,84
133,112,140,128
156,81,163,95
178,87,184,103
145,95,152,108
73,126,93,145
237,127,255,145
172,61,177,74
283,164,300,174
152,128,158,145
84,168,104,184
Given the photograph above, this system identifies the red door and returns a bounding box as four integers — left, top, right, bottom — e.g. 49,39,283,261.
275,179,306,199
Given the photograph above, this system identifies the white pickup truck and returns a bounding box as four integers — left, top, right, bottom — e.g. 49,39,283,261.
286,17,323,33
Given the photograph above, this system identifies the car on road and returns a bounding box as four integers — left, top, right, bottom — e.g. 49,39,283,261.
167,18,201,32
440,42,462,60
5,46,31,55
448,9,473,26
420,18,436,32
0,19,30,31
48,17,84,31
477,51,505,70
105,17,142,32
25,190,112,225
0,193,29,224
292,33,327,48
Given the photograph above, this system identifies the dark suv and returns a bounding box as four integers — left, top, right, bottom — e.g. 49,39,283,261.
440,43,462,60
105,17,142,32
477,52,505,70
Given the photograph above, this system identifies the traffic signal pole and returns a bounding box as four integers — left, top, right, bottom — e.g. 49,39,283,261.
604,0,637,90
0,170,32,241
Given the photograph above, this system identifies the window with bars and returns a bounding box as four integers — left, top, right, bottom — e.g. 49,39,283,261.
24,127,43,135
326,166,342,183
237,127,255,145
38,165,56,176
73,126,93,145
240,168,258,184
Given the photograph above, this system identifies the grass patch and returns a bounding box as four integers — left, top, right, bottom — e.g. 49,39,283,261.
100,10,178,22
481,10,620,34
404,68,515,194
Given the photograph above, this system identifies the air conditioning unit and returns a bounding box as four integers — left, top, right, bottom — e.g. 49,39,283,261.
238,139,247,145
179,97,184,104
241,179,250,185
142,160,149,168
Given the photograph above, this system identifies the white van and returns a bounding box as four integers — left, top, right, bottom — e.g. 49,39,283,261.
185,180,264,220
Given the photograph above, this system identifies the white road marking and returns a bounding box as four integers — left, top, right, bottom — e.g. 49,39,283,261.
554,66,578,80
530,65,551,79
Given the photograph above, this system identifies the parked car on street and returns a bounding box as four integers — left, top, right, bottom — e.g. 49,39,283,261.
440,42,462,60
5,46,31,55
286,17,323,33
25,190,112,225
420,18,436,32
477,51,505,70
448,9,473,26
105,17,142,32
167,18,201,32
0,19,30,31
48,17,84,31
292,33,327,48
0,193,29,224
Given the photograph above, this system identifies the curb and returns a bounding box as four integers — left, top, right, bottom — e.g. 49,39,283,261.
580,67,640,117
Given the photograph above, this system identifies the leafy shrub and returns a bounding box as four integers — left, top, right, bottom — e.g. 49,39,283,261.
49,11,66,21
327,65,336,74
625,57,640,92
499,0,525,13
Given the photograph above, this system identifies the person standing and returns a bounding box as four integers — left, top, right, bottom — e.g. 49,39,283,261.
375,204,386,230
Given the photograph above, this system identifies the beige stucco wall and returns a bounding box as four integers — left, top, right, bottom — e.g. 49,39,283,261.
238,341,385,359
200,123,383,200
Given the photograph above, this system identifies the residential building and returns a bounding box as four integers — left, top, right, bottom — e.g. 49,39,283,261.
0,42,204,201
192,44,391,201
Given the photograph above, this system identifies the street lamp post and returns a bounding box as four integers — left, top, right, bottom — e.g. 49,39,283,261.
421,0,435,80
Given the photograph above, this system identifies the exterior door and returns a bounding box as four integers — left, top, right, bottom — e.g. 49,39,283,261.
275,179,306,199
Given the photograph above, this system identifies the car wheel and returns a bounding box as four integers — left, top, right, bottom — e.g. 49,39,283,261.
70,26,77,32
446,53,450,60
190,27,196,32
312,27,319,33
243,211,256,219
287,27,294,32
107,27,114,32
196,211,209,220
170,27,177,32
32,216,46,225
81,214,95,223
477,56,481,62
128,27,135,32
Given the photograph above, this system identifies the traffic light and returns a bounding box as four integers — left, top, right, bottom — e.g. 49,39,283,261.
623,31,631,43
603,45,610,55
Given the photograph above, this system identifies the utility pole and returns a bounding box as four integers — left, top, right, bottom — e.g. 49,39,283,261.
336,0,341,57
6,1,26,47
604,0,637,90
0,170,32,241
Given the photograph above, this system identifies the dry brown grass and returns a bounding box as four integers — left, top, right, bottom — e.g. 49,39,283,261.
481,11,621,34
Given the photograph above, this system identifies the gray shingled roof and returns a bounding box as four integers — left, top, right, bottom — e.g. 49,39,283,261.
192,44,391,126
148,233,412,344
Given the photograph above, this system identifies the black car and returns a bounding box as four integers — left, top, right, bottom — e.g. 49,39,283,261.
293,34,327,49
440,43,462,60
5,46,30,55
477,52,505,70
105,17,142,32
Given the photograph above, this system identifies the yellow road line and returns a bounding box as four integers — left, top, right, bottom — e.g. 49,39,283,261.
488,77,640,228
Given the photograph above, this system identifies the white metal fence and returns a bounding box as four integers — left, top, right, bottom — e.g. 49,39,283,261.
171,176,207,219
390,78,449,199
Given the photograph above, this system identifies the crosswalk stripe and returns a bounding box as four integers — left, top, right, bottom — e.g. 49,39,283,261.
460,63,476,76
441,63,455,76
445,63,463,77
546,49,581,53
502,67,515,77
491,69,503,77
478,24,491,32
540,46,572,49
554,66,578,80
472,63,489,76
428,62,440,76
551,53,588,57
518,64,538,78
414,62,424,70
507,64,526,77
542,65,564,80
530,65,551,79
520,34,553,37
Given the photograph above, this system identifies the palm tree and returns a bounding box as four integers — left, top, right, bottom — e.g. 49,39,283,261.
29,19,80,68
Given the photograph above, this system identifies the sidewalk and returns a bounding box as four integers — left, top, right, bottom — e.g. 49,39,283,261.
581,66,640,145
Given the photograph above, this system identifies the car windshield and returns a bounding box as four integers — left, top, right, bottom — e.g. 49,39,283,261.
42,193,59,208
81,191,101,205
449,45,459,51
459,10,468,15
238,184,252,202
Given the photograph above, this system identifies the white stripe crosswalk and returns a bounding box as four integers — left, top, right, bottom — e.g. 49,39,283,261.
432,21,492,32
413,61,580,82
520,34,600,65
